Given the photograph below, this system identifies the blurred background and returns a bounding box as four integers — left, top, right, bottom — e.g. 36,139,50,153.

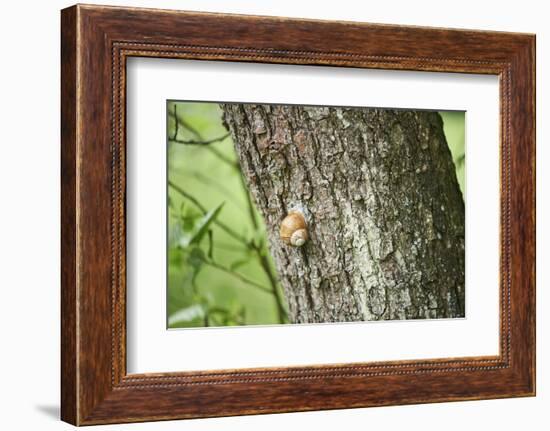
167,101,465,329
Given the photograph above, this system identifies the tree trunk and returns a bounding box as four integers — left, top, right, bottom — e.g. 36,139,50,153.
221,104,465,323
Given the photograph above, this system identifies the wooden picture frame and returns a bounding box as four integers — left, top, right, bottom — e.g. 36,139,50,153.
61,4,535,425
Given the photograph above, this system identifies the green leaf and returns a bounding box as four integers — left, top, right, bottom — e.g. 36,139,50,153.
168,221,183,247
179,202,225,248
179,203,201,232
193,202,225,243
168,304,206,326
177,247,206,295
168,247,184,268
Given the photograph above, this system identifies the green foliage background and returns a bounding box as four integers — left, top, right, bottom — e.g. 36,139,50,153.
167,102,465,329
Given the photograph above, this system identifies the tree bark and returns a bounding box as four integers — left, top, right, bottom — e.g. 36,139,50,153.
221,104,465,323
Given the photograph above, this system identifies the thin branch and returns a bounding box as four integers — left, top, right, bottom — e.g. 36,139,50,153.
207,229,214,260
168,109,202,140
168,180,248,245
238,173,286,322
169,133,230,146
171,104,180,141
168,180,206,212
189,170,247,215
254,245,286,323
205,146,240,169
168,106,239,169
202,258,272,294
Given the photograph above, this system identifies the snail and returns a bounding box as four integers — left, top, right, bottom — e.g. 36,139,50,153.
279,210,308,247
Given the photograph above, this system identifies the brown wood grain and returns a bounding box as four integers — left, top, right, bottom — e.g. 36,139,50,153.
60,5,78,425
61,4,535,425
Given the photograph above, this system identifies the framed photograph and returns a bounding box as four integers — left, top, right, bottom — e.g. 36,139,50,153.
61,4,535,425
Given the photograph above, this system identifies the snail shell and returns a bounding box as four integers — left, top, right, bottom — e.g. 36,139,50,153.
279,211,308,247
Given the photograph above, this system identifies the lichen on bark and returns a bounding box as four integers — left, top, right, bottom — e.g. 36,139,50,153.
221,104,465,324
